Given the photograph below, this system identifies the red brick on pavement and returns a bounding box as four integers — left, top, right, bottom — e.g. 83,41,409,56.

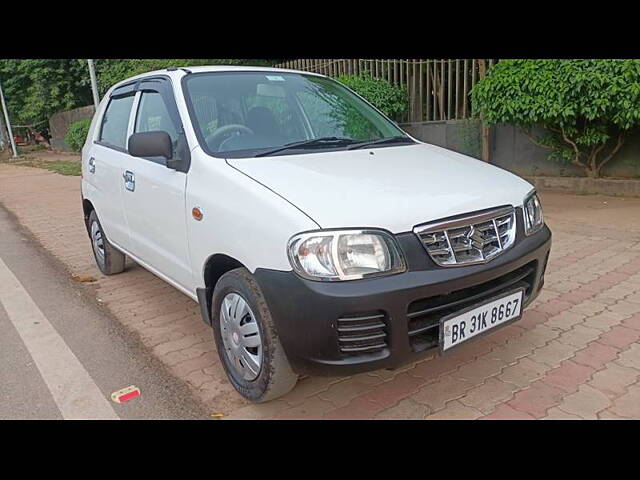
358,373,425,410
507,381,566,418
323,396,383,420
572,342,620,370
597,326,640,350
622,314,640,332
541,360,596,393
480,404,536,420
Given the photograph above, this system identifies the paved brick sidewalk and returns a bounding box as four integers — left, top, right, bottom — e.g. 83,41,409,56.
1,163,640,419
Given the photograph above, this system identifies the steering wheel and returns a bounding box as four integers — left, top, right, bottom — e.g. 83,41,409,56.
205,124,254,150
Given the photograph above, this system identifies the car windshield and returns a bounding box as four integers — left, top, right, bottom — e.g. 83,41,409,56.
182,71,413,158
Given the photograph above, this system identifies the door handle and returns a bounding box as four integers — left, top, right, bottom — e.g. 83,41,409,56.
123,171,135,192
88,157,96,174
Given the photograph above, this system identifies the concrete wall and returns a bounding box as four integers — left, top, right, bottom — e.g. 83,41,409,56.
402,120,640,179
402,119,483,160
49,105,95,151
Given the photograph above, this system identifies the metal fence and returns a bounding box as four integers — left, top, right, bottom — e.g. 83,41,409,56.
274,59,497,123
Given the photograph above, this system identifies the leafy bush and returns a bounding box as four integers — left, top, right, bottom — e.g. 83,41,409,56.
471,59,640,178
65,118,91,152
336,73,408,122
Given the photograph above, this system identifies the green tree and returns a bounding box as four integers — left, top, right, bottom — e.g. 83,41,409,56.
471,59,640,178
0,59,93,126
0,59,280,129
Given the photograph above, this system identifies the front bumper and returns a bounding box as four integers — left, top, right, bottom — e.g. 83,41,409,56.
254,214,552,376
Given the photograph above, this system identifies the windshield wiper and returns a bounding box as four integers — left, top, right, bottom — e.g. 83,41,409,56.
345,135,414,150
253,137,357,157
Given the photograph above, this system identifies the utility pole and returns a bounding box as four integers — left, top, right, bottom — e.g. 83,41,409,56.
0,104,7,149
87,59,100,110
0,76,18,158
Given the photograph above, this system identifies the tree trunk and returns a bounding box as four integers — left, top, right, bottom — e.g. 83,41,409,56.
584,151,600,178
585,166,599,178
478,60,491,163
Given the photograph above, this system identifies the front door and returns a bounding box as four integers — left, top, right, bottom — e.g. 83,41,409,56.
89,86,137,249
120,78,193,292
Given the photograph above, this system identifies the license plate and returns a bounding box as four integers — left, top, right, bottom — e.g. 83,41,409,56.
440,288,524,352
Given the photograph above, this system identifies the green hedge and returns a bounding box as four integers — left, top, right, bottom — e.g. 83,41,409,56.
471,59,640,178
65,118,91,152
336,73,408,121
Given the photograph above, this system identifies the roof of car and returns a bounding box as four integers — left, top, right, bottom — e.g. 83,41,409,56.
108,65,323,94
184,65,317,74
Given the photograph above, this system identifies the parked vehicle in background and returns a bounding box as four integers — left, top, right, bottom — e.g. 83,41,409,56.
81,66,551,402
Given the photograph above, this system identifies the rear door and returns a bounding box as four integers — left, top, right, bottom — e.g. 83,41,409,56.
88,83,137,249
120,77,193,291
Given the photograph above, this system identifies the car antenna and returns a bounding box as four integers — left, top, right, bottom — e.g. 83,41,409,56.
166,67,192,74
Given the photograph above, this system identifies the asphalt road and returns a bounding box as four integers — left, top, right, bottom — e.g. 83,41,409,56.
0,205,209,420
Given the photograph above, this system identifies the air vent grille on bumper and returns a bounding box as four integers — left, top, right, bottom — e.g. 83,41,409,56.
407,261,537,352
337,312,387,356
414,207,517,267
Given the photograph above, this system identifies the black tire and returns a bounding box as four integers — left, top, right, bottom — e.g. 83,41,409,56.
88,210,126,275
211,268,298,402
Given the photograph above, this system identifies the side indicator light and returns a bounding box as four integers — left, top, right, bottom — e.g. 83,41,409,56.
192,207,203,221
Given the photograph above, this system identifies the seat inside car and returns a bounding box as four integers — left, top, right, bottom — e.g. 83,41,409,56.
246,107,284,142
217,106,286,152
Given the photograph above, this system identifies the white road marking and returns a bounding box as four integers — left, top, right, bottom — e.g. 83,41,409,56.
0,257,119,420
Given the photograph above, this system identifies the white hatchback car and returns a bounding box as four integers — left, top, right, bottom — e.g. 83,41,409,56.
81,66,551,402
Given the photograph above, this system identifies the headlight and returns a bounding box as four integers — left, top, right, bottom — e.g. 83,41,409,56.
287,229,406,281
523,191,544,236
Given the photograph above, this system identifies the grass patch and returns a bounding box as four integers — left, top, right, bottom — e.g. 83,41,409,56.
1,157,81,176
41,161,82,176
17,144,49,154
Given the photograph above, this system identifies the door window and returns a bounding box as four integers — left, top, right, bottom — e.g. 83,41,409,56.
99,94,135,150
134,91,182,162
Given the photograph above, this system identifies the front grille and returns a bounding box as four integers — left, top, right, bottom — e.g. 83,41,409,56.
414,207,517,267
337,312,387,356
407,261,537,352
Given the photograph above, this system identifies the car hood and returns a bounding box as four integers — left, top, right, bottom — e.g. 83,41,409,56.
226,143,534,233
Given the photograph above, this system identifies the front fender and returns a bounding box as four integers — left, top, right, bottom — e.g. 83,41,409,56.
186,148,319,290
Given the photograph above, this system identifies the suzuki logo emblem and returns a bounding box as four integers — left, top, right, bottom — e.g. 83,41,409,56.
465,226,486,249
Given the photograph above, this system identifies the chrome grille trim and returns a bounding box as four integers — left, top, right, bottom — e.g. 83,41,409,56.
413,206,517,267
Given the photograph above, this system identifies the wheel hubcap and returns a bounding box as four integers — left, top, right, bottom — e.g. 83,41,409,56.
219,293,263,381
91,221,105,266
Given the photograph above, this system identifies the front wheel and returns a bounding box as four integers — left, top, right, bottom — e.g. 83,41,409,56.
211,268,298,402
88,210,126,275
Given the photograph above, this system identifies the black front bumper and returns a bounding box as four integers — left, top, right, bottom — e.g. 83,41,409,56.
254,213,552,376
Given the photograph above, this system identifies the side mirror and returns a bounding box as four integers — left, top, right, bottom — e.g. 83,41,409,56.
128,131,172,160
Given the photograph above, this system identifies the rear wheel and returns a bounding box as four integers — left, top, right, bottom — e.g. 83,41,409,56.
88,210,125,275
211,268,298,402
